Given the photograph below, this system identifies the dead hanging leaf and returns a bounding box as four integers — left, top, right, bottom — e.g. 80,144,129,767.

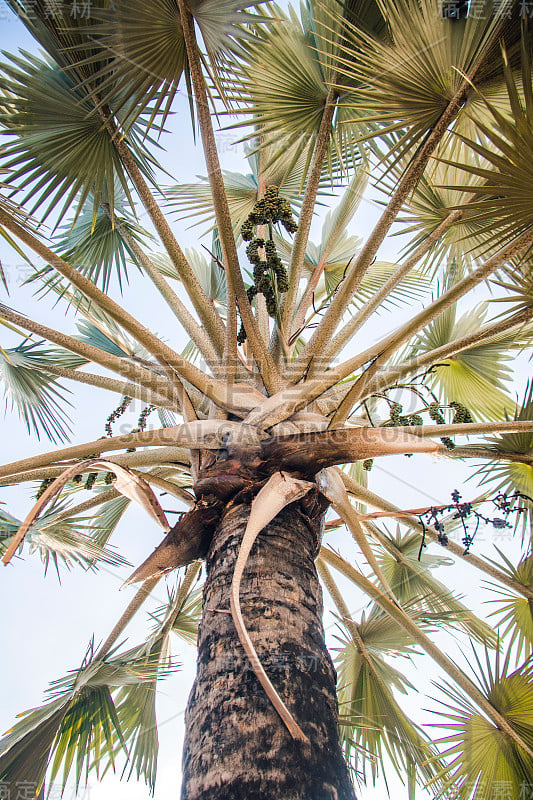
91,462,170,532
317,468,397,603
230,471,314,744
2,459,169,567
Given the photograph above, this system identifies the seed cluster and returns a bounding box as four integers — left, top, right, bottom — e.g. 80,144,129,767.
238,186,297,344
428,401,473,450
137,404,156,432
387,402,424,428
105,395,132,437
35,477,54,499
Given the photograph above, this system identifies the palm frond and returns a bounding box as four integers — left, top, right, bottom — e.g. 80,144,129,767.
428,649,533,799
0,500,130,572
333,0,523,157
150,247,227,310
472,382,533,529
90,494,131,549
112,635,178,794
51,184,148,293
442,40,533,250
374,526,498,646
0,49,152,223
398,139,497,275
0,339,86,442
408,302,521,421
0,641,171,795
491,258,533,316
488,554,533,662
114,571,200,791
334,605,444,791
228,3,361,181
151,587,202,647
71,0,270,131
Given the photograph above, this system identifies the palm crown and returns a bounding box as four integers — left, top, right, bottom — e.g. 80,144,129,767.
0,1,533,798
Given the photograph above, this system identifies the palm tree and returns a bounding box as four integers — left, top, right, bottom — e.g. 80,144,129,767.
1,1,533,798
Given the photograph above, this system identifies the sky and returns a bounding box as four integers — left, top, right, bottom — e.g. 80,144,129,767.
0,4,529,800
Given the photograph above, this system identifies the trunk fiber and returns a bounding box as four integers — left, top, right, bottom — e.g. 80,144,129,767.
181,500,356,800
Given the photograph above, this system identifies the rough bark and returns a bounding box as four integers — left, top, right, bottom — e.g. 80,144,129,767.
180,500,356,800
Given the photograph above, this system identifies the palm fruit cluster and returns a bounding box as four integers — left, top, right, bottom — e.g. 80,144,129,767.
428,401,473,450
238,186,296,344
240,185,297,240
84,472,98,490
387,402,423,427
105,395,132,437
428,401,454,449
450,401,473,424
137,404,156,432
35,477,54,499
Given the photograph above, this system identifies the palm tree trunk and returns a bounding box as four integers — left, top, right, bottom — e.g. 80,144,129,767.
181,500,356,800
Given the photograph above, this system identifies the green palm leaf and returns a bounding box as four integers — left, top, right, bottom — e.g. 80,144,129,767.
472,382,533,528
229,3,362,180
150,247,227,309
409,302,521,421
374,526,498,646
441,41,533,250
51,185,148,293
0,338,86,442
114,571,200,790
90,495,131,549
0,642,170,795
0,50,152,223
399,139,497,274
167,140,311,239
491,258,533,316
112,635,179,793
334,604,444,791
152,586,203,646
75,0,270,130
488,554,533,662
334,0,523,156
429,650,533,799
0,501,130,573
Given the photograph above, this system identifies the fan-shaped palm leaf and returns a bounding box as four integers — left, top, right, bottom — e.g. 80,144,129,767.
374,526,498,646
0,642,171,795
75,0,270,130
0,501,129,573
112,635,178,793
0,50,152,222
334,0,523,156
409,302,521,421
113,569,199,790
334,604,444,790
491,258,533,316
0,339,86,442
228,3,362,180
90,494,131,550
441,41,533,250
488,554,533,662
398,139,497,274
472,382,533,527
429,650,533,799
51,185,148,293
150,247,227,310
167,139,312,239
152,586,202,646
